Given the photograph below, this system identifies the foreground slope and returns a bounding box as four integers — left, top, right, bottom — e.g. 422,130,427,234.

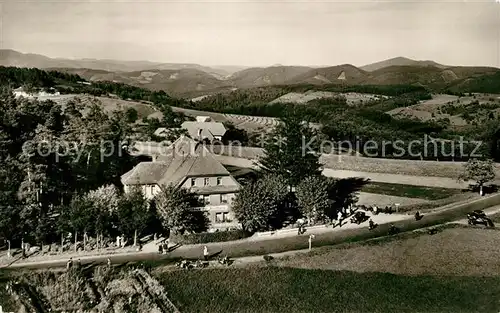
160,266,500,312
275,226,500,276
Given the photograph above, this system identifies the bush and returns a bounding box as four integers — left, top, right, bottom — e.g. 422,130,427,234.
170,229,251,244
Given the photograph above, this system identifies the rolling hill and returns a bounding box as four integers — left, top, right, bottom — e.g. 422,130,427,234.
445,71,500,94
56,64,500,97
52,67,237,98
360,56,447,72
4,50,500,96
83,68,232,96
366,65,500,89
227,66,313,88
285,64,368,85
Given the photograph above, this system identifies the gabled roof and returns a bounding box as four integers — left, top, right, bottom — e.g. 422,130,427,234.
181,121,227,141
122,136,231,186
121,162,171,185
153,127,182,138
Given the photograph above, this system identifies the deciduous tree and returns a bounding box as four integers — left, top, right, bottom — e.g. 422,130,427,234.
232,175,290,232
116,187,153,246
258,111,322,186
296,176,330,224
154,185,209,235
459,159,496,195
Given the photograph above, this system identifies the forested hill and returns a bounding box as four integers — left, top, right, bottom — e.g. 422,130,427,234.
0,66,82,88
0,66,189,107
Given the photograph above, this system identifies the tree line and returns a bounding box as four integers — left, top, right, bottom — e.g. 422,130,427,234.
0,87,205,249
0,88,363,248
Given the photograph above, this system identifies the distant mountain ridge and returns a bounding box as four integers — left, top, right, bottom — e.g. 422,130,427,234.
2,50,500,96
0,49,241,77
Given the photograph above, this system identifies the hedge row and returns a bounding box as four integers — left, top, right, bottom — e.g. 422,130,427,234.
171,229,252,244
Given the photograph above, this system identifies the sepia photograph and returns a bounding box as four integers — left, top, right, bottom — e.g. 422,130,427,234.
0,0,500,312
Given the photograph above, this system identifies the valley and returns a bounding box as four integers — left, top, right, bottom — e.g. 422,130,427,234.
3,50,500,98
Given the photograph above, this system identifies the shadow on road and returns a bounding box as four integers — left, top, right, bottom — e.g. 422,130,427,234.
209,250,223,260
166,243,182,253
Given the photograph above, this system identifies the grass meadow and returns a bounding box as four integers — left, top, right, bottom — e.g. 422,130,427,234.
362,182,463,200
158,267,500,313
157,226,500,313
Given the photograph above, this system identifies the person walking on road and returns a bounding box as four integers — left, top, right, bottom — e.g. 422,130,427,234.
297,218,304,235
66,257,73,270
203,245,209,261
337,211,343,227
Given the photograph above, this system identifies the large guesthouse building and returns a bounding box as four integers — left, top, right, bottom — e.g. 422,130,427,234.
121,136,240,231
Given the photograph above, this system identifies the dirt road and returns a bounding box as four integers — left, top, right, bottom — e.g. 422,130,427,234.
6,194,500,270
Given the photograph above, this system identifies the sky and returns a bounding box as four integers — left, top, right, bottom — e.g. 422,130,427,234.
1,0,500,67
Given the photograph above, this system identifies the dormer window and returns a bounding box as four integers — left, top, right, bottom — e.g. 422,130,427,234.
204,178,209,186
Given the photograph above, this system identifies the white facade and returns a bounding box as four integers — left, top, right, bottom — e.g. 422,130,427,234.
13,90,61,99
196,116,212,122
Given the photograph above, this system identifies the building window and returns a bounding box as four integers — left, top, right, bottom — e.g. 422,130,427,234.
216,177,222,186
191,178,196,187
203,195,210,205
150,185,155,195
204,178,209,186
215,213,222,223
220,194,228,204
216,212,230,223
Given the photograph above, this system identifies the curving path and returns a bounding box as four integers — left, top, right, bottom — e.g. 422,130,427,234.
214,154,471,189
5,193,500,270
